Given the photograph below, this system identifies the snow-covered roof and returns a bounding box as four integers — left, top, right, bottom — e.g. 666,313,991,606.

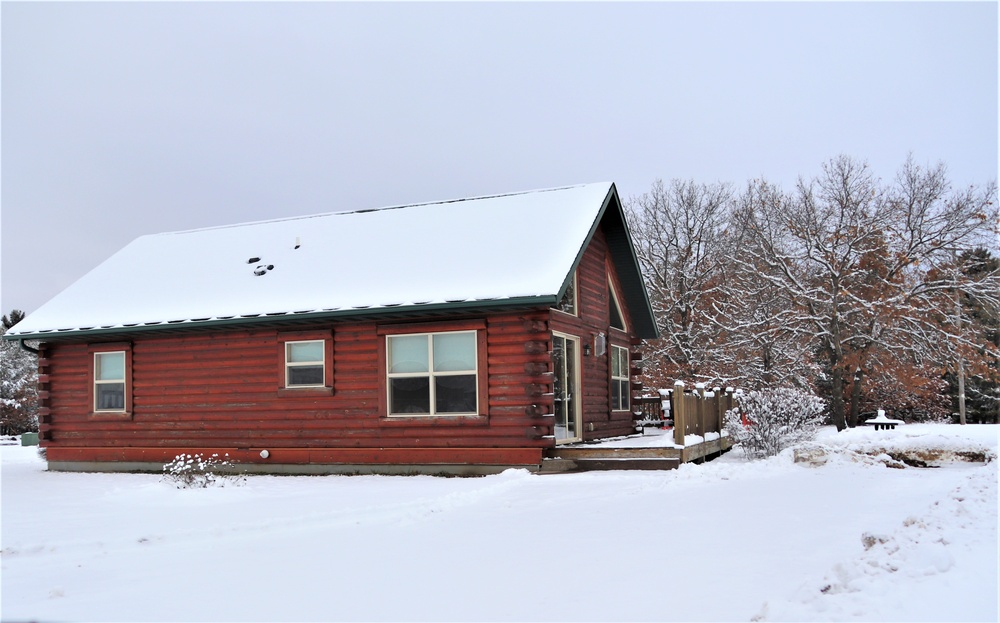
10,182,655,339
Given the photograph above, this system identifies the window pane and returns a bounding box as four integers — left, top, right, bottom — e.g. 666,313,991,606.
433,332,476,372
555,277,576,314
612,381,621,410
611,349,621,376
96,352,125,381
619,380,630,410
288,365,324,386
390,377,430,414
610,286,625,330
97,382,125,410
288,341,323,363
435,374,477,413
389,335,429,374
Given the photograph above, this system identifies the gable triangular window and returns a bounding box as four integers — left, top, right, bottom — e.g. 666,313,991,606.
553,271,578,316
609,279,626,331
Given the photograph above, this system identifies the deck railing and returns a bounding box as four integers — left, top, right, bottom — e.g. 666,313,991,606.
670,382,735,446
635,383,736,447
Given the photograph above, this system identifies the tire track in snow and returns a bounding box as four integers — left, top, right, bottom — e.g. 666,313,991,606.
753,462,999,622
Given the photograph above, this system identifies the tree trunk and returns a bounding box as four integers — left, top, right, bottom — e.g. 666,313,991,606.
829,358,846,431
955,289,967,425
848,367,863,428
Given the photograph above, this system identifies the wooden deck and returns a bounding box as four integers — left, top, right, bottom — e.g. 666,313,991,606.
540,433,733,473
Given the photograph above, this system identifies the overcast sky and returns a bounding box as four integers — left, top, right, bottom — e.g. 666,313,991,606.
2,1,997,317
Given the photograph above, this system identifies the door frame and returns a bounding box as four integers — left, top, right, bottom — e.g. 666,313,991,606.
552,331,583,444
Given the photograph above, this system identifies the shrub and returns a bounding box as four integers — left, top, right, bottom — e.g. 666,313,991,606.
161,453,245,489
725,388,826,460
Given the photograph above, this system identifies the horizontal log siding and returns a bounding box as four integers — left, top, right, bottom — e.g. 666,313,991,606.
550,225,644,440
41,310,553,463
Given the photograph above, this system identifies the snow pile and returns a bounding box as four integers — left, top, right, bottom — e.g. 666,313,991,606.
811,423,998,465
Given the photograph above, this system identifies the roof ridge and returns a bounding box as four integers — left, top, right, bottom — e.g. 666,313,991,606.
158,182,606,237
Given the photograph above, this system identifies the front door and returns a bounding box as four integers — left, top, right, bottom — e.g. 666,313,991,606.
552,333,582,443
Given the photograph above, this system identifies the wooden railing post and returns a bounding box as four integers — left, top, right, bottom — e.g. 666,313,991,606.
695,383,706,439
724,387,734,432
714,386,723,434
672,380,685,446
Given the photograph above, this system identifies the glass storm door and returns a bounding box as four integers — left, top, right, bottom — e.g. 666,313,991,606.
552,333,581,443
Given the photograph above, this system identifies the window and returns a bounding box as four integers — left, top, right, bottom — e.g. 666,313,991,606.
553,271,577,316
94,351,126,412
611,345,630,411
277,330,333,393
386,330,478,416
609,281,627,331
285,340,325,387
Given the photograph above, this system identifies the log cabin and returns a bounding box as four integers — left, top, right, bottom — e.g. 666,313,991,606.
6,182,658,474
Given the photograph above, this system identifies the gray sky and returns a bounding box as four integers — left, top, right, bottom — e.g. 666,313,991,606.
2,1,997,316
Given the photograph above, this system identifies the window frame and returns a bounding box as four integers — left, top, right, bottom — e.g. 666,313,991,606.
377,320,488,419
88,343,133,418
284,339,327,388
552,331,583,443
608,275,628,332
552,270,578,317
610,344,630,412
276,330,334,395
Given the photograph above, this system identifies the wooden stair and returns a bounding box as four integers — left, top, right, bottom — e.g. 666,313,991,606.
540,445,681,473
540,436,733,473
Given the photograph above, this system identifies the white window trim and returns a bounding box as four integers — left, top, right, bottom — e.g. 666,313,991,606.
94,351,127,413
285,339,326,388
611,345,630,412
386,330,479,417
609,277,628,331
552,271,579,317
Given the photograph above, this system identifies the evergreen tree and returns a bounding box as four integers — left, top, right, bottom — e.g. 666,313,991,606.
1,310,39,435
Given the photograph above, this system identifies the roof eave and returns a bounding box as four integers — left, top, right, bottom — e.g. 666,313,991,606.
2,295,560,342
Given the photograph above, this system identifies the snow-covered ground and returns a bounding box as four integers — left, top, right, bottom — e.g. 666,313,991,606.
2,424,997,622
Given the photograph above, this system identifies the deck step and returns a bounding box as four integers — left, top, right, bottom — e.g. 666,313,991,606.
540,456,679,473
538,458,579,474
549,446,680,460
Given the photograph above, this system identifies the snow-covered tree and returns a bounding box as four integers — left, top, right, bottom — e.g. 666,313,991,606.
1,310,39,435
730,155,997,430
710,179,819,391
627,179,733,385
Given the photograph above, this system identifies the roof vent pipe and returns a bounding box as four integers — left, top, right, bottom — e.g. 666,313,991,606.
294,236,301,250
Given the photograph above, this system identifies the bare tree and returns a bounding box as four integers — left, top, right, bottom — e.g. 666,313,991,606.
711,179,818,390
733,155,998,430
627,179,733,385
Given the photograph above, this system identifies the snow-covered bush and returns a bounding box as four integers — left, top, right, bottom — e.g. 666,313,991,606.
161,453,244,489
725,388,825,460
